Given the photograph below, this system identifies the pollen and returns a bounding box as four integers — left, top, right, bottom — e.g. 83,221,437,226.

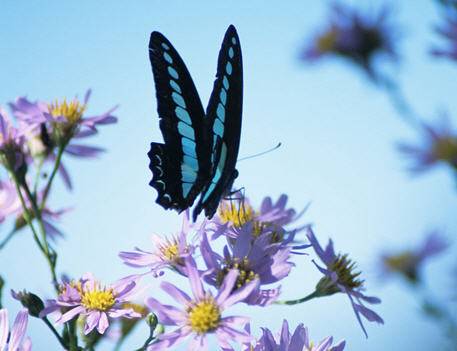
158,236,186,265
432,136,457,165
218,201,255,228
48,98,86,124
81,285,115,311
216,257,259,289
330,254,363,289
187,298,221,334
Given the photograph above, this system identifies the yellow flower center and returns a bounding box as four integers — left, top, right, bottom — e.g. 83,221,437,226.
330,254,363,289
317,29,338,52
48,99,85,124
218,201,255,228
161,243,179,261
383,252,418,281
216,257,259,289
187,298,220,334
81,286,115,311
432,136,457,165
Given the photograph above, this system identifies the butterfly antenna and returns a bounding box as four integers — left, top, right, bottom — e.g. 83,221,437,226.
238,142,282,162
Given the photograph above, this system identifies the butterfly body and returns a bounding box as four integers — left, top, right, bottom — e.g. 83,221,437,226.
147,25,243,220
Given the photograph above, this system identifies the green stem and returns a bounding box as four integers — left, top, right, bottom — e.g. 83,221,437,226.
43,317,68,349
33,157,45,196
68,319,78,351
0,228,18,250
8,171,45,254
21,181,59,291
40,145,66,212
275,290,321,305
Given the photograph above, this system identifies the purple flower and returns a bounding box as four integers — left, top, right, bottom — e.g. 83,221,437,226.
248,320,345,351
146,257,258,350
213,194,309,253
380,230,448,284
398,115,457,174
0,179,66,241
0,308,32,351
431,3,457,61
301,2,397,80
119,211,196,277
40,273,141,335
307,229,384,337
201,223,293,306
9,91,117,189
0,107,25,170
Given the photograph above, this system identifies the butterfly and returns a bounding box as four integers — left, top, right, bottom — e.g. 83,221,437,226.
147,25,243,221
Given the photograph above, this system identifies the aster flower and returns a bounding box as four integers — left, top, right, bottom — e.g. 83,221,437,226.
380,230,448,284
247,320,345,351
213,194,309,253
305,229,383,337
0,308,32,351
40,273,141,335
119,211,196,277
201,222,293,306
146,257,258,350
0,179,65,241
9,91,117,189
0,107,25,171
398,115,457,174
301,2,397,80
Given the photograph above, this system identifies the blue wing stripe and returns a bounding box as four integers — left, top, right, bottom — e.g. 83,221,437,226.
183,155,198,170
163,52,173,63
226,62,232,75
216,103,225,122
172,92,187,109
219,90,227,105
169,80,182,94
168,66,179,79
202,142,228,202
175,106,192,124
213,119,224,137
228,47,234,59
223,76,229,90
182,183,192,197
177,122,195,140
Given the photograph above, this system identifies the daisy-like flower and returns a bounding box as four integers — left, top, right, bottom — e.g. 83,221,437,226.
0,107,25,171
0,179,66,242
379,230,448,284
307,229,383,337
398,115,457,174
201,223,293,306
214,194,309,253
301,2,397,80
9,91,117,189
40,273,141,335
119,211,196,277
146,257,258,350
247,320,345,351
0,308,32,351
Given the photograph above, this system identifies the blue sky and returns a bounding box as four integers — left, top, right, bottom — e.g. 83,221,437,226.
1,0,456,350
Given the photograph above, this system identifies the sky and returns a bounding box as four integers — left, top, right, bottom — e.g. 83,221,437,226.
1,0,456,350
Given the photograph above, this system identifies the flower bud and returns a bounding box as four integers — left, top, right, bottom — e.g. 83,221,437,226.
11,290,45,317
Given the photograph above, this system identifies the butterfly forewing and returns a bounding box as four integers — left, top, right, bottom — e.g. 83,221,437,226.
193,25,243,220
148,32,211,211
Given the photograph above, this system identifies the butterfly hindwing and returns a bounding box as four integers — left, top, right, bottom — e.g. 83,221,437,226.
193,25,243,220
148,32,211,211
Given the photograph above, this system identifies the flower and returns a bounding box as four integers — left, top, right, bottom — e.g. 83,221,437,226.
431,0,457,62
398,115,457,173
213,194,309,253
307,229,383,337
0,308,32,351
201,222,293,306
119,211,196,277
40,273,141,335
0,107,25,171
0,179,66,241
9,91,117,189
301,2,397,80
248,320,345,351
146,257,258,350
380,230,448,284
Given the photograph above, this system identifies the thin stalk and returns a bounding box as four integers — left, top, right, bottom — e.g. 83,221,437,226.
40,145,66,211
275,290,321,305
0,228,18,250
43,317,67,349
33,157,45,196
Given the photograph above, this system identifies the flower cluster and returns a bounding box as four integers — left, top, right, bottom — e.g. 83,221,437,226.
301,2,397,80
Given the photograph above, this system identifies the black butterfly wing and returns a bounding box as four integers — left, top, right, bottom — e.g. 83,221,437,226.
148,32,211,212
193,25,243,221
